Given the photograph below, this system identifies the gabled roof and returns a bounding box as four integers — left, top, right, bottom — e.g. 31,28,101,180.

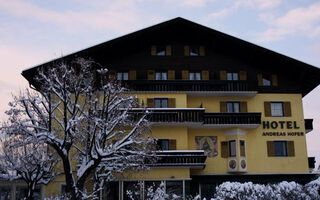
22,17,320,96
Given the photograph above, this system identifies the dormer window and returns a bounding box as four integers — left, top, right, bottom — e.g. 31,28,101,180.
227,72,239,81
258,74,278,86
117,72,129,80
156,72,167,80
151,45,172,56
156,46,166,56
263,75,271,86
190,46,199,56
189,72,201,80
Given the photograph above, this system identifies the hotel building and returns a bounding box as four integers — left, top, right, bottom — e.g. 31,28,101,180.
20,17,320,199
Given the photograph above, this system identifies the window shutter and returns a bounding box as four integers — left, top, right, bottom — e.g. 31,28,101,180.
109,71,116,81
147,98,154,108
168,98,176,108
271,74,278,86
267,141,275,157
257,74,263,86
129,70,136,80
169,139,177,150
220,102,227,112
283,102,291,117
287,141,295,157
182,70,189,80
199,46,205,56
168,70,175,80
240,102,248,113
147,70,155,80
166,45,172,56
221,141,229,158
220,70,227,80
201,70,209,80
151,45,156,55
264,102,271,117
184,45,190,56
239,71,247,80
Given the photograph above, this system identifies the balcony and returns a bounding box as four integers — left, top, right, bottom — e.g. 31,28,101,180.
148,108,204,126
305,119,313,133
124,80,257,97
149,150,207,169
130,109,261,128
203,113,262,128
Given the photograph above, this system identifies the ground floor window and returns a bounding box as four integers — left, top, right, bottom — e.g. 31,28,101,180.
16,187,40,200
123,181,142,200
104,180,185,200
166,181,183,199
200,183,217,199
102,182,119,200
0,188,10,200
144,181,161,199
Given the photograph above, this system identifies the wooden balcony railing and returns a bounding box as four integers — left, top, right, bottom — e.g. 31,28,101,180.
204,113,262,125
129,109,262,127
148,108,204,123
124,80,257,92
149,150,207,169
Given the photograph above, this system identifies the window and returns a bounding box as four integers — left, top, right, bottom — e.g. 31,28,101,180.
144,181,161,199
271,102,283,117
274,141,287,157
263,76,271,86
166,181,183,200
189,72,201,80
267,141,295,157
240,140,246,157
227,102,240,113
157,139,169,150
123,181,142,200
154,98,168,108
117,72,129,80
102,182,119,200
229,140,236,157
155,72,167,80
60,183,66,194
156,46,166,56
189,46,199,56
227,72,239,81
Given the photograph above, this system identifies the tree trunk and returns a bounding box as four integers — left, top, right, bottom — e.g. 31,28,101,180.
26,182,34,200
61,154,79,200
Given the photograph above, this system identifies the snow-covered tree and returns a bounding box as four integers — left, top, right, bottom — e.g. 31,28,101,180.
0,133,57,200
1,58,155,199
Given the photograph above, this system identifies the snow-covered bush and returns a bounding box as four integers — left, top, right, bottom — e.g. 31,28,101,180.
214,177,320,200
304,177,320,200
214,182,271,200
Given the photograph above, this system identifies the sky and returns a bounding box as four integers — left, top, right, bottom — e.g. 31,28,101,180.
0,0,320,168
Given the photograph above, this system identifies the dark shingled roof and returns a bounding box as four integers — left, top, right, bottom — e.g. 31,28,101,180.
22,17,320,97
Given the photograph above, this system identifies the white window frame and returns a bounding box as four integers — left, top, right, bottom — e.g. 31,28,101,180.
271,102,283,117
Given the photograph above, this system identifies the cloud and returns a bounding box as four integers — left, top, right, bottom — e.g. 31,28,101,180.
208,8,232,20
235,0,281,10
0,0,145,34
206,0,281,21
179,0,207,7
0,44,49,120
258,2,320,42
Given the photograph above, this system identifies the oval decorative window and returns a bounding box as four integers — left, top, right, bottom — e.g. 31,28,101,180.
229,159,237,169
241,160,247,169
